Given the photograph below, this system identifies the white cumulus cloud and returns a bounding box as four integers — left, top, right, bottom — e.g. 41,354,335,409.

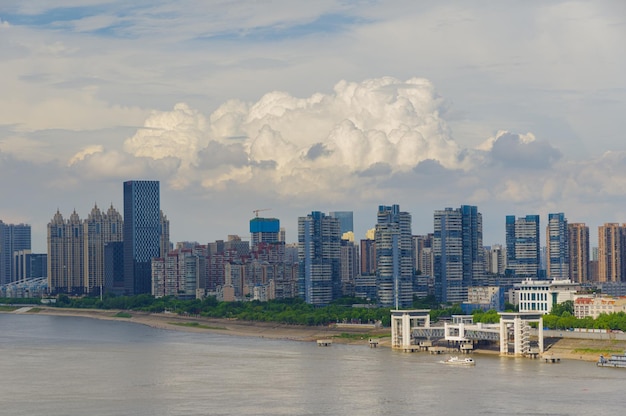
121,76,471,199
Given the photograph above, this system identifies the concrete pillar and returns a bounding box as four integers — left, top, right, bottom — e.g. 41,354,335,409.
499,319,507,354
538,317,544,353
514,317,522,355
402,313,411,348
391,315,399,348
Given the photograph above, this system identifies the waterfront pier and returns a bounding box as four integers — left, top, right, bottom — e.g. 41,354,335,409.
391,310,545,357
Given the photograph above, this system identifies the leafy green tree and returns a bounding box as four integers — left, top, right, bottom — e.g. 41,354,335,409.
550,300,573,316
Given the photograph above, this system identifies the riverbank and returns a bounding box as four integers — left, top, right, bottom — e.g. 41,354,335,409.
17,306,391,346
9,306,626,361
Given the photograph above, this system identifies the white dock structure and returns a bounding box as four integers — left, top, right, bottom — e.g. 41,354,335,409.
391,310,545,357
391,310,430,351
499,312,544,356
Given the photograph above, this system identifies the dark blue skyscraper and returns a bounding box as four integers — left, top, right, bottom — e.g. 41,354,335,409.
0,221,31,285
298,211,341,305
123,180,161,295
375,205,413,308
434,205,483,303
547,212,569,279
505,214,541,278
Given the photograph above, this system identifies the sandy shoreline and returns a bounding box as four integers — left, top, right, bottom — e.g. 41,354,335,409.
18,306,391,346
10,307,626,362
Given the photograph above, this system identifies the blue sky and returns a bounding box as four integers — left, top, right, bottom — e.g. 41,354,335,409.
1,0,625,251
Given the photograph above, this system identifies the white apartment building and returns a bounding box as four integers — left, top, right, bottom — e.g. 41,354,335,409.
515,278,580,314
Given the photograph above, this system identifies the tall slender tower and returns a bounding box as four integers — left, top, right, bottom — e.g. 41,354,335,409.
375,205,413,308
434,205,483,303
546,213,569,279
84,204,123,295
597,223,624,282
568,223,589,283
123,180,161,295
505,215,541,279
47,210,84,294
297,211,341,305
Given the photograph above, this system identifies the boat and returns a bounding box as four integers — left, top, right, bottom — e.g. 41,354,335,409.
440,356,476,366
597,352,626,368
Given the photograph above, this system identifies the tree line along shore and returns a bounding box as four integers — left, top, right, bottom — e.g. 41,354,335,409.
3,295,626,361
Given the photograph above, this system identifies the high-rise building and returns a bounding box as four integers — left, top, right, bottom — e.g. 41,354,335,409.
568,223,589,283
160,211,171,259
340,238,359,297
84,204,123,295
434,205,484,303
297,211,341,305
47,210,84,294
597,223,624,282
484,244,506,275
505,215,541,279
0,221,31,285
412,234,434,276
104,241,124,295
546,213,569,279
375,205,413,308
152,249,201,299
14,250,47,281
360,229,376,276
329,211,354,235
123,180,162,295
250,217,280,248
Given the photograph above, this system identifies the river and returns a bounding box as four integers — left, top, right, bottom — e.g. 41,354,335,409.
0,314,623,415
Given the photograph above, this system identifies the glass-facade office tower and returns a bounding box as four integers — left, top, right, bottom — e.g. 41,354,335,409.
434,205,483,303
124,180,162,295
506,215,541,279
298,211,341,305
0,221,31,285
375,205,413,308
546,213,569,279
329,211,354,235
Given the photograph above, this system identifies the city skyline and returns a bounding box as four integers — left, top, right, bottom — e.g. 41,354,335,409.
1,2,625,253
11,199,626,255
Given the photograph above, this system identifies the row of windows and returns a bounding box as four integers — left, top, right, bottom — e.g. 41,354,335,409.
520,292,548,301
520,302,549,311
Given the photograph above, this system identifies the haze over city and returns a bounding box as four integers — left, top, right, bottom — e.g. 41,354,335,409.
1,1,624,252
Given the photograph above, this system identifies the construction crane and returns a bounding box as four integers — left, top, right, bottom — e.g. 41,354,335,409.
253,208,271,218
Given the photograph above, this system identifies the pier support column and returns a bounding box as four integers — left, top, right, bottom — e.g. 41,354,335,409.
499,318,508,354
513,316,522,355
538,317,544,353
402,313,412,349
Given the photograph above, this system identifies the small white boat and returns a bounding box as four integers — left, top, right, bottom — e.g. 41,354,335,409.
440,356,476,366
597,352,626,368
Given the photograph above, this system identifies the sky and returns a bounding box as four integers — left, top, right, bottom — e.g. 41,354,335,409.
1,0,625,252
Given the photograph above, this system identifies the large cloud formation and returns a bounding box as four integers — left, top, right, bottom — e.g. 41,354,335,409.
122,77,472,196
